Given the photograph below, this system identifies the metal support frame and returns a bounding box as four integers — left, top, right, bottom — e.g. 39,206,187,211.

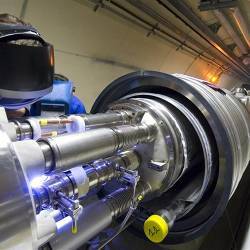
198,0,238,11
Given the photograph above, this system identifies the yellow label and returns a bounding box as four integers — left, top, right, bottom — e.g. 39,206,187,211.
39,119,48,126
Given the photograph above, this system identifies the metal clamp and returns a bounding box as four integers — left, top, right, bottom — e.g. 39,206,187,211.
56,192,83,234
118,167,140,187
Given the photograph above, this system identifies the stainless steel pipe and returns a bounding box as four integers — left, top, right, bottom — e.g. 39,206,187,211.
12,111,133,141
39,124,155,172
14,121,33,141
80,111,132,129
50,199,113,250
85,150,140,189
32,150,141,213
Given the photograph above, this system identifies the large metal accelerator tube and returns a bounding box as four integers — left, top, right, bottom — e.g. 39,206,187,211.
91,71,250,243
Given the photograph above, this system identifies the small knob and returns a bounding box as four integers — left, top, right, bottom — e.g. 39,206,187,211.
144,214,169,243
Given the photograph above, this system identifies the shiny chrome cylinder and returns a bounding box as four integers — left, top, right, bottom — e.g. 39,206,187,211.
32,150,141,213
12,111,132,141
39,124,155,172
49,199,113,250
81,111,132,129
85,150,140,189
13,120,33,141
0,131,38,250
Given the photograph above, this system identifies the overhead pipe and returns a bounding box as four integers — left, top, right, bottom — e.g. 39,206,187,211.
231,7,250,48
157,0,250,80
85,0,225,71
125,0,228,72
213,9,248,55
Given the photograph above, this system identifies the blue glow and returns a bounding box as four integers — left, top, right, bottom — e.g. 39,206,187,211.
30,175,48,188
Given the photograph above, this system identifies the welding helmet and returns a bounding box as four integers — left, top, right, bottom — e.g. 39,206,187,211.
0,14,54,109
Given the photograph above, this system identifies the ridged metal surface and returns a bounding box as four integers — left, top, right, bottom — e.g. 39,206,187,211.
175,74,250,196
113,124,156,150
105,187,133,218
105,182,151,217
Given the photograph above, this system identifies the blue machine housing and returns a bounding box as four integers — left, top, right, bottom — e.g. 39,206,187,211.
30,79,73,116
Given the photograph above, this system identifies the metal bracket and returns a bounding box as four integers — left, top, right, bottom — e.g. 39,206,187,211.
132,110,146,123
176,40,186,51
119,168,140,186
56,192,83,234
93,0,104,12
148,160,168,172
146,23,159,37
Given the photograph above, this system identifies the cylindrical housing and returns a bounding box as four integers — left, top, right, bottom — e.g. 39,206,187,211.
91,71,250,243
39,124,155,172
85,151,140,189
32,150,141,213
81,111,131,129
12,111,132,141
14,121,33,141
176,74,250,196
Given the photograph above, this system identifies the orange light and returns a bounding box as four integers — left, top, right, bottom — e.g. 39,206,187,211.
206,72,220,84
211,76,218,83
206,66,222,84
50,48,55,67
206,73,213,80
